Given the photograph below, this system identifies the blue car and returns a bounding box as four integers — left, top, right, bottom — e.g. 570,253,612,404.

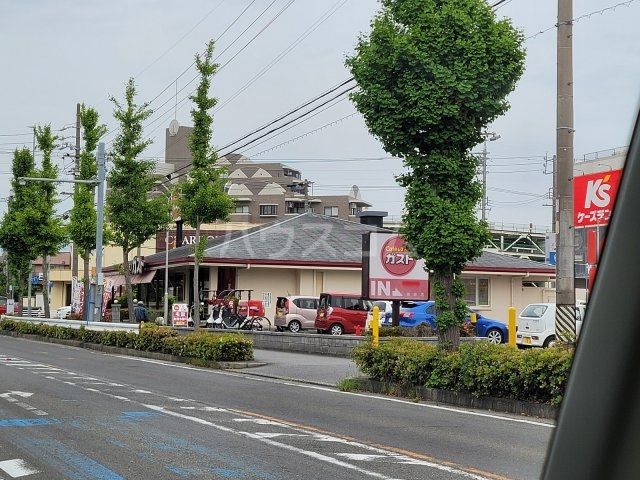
469,310,508,344
396,301,508,344
398,301,436,328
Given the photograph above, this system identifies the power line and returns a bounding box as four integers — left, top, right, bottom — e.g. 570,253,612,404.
526,0,638,40
129,0,298,147
214,0,350,114
218,77,354,151
249,112,359,157
134,0,226,78
101,0,262,144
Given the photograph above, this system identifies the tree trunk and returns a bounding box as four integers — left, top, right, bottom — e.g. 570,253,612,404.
123,247,134,321
42,255,51,319
192,220,201,329
83,248,91,320
435,269,461,351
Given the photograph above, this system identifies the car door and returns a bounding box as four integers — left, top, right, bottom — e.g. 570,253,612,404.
298,297,318,329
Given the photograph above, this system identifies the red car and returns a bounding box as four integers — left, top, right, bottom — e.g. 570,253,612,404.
315,292,372,335
0,297,21,316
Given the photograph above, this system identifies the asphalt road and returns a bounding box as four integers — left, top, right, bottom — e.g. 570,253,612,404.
0,336,553,480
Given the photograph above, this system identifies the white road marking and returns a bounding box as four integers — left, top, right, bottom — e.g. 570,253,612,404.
106,354,554,429
179,406,227,412
146,405,488,480
0,459,39,477
0,392,33,399
233,418,285,426
245,432,310,439
131,389,152,394
336,454,388,461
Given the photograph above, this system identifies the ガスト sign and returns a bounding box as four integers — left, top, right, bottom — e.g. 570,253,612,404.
362,232,429,301
573,169,622,227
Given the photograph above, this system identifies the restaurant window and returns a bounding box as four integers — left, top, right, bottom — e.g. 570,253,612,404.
460,277,490,307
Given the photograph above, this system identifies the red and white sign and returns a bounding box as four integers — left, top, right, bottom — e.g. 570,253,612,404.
171,303,189,327
364,233,429,301
573,169,622,227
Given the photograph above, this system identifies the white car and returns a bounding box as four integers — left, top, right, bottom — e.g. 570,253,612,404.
56,306,72,319
516,303,586,347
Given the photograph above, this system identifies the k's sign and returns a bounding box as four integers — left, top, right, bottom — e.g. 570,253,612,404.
573,169,622,227
362,232,429,301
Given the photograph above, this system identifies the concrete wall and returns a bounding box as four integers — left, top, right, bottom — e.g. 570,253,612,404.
321,270,362,295
462,274,556,323
236,267,298,318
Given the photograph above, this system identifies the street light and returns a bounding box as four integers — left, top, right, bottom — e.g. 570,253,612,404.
17,142,105,322
154,181,173,325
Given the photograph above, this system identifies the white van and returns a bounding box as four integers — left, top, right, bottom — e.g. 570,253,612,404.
516,303,586,347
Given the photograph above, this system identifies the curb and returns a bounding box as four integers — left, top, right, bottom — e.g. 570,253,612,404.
221,370,336,388
348,377,559,420
0,331,265,370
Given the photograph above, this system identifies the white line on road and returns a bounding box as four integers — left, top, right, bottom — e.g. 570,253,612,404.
110,354,554,429
145,405,489,480
0,459,39,478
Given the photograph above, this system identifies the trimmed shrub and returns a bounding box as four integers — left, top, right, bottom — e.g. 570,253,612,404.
353,339,574,405
0,319,253,363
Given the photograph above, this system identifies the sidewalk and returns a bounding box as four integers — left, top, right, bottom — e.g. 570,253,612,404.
243,349,360,386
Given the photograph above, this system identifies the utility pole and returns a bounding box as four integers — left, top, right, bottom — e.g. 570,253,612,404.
551,154,557,233
481,141,488,223
480,131,500,223
91,143,106,322
555,0,576,342
72,103,80,280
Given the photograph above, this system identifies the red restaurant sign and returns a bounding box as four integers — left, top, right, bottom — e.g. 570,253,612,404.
362,232,429,301
573,169,622,227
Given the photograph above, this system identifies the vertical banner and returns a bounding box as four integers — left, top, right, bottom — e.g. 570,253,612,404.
172,303,189,327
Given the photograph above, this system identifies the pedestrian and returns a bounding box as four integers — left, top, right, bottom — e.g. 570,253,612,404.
134,300,149,323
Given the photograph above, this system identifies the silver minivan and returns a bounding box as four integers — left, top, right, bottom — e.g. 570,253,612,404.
274,296,319,333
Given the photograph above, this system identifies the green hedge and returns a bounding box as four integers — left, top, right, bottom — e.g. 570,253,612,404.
0,319,253,363
353,339,573,405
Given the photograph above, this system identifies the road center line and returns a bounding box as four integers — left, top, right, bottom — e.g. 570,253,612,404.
144,405,488,480
107,354,553,428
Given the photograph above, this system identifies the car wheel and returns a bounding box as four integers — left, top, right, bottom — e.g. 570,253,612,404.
543,335,556,348
486,328,503,344
329,323,343,336
288,320,302,333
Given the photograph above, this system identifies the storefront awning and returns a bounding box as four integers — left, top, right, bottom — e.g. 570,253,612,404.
106,270,156,288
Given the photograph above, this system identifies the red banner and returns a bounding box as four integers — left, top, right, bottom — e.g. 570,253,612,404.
573,169,622,227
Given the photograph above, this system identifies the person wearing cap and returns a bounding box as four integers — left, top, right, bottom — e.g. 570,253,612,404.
133,300,149,323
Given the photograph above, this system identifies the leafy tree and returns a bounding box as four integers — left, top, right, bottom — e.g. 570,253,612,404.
0,148,40,301
107,79,170,319
177,40,234,326
68,105,107,316
33,125,68,319
346,0,525,348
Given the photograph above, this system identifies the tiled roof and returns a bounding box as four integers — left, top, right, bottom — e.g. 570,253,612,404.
142,213,389,266
466,251,555,273
137,215,554,274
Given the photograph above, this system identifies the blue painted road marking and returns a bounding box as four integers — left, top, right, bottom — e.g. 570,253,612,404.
0,418,60,427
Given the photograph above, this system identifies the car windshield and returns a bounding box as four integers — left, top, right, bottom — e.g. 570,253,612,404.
520,304,548,318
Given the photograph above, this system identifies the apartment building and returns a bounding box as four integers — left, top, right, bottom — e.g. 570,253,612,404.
164,124,371,224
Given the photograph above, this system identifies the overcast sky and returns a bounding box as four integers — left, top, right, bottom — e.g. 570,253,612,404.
1,0,638,228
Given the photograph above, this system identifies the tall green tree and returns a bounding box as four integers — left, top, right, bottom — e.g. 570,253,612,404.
178,40,234,326
347,0,525,348
68,105,107,316
34,125,67,319
107,79,170,319
0,148,40,302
